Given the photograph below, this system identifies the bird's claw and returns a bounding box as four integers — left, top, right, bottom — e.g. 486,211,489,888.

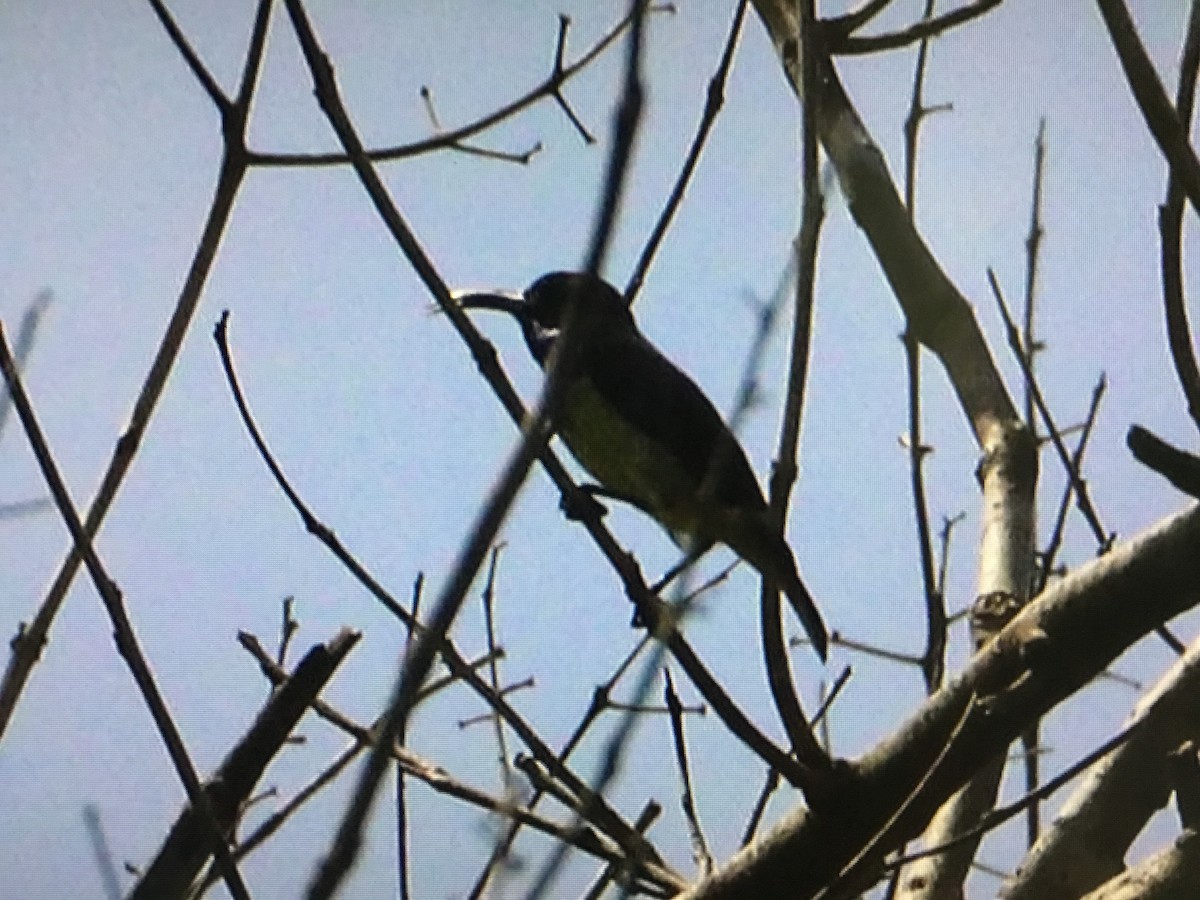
560,485,609,522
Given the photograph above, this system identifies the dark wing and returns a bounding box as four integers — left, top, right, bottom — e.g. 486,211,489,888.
583,329,767,512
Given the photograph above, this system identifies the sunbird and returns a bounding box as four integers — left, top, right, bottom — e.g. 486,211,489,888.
456,271,828,660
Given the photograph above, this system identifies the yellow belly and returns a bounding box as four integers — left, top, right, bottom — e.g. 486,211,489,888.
557,380,711,539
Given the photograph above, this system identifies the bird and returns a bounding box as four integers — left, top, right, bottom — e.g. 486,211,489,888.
455,271,828,660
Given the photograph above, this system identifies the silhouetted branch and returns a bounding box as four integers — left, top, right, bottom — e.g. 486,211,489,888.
0,0,271,744
131,630,359,900
988,270,1110,550
0,288,50,441
1096,0,1200,218
280,0,646,891
1128,424,1200,499
82,805,122,900
888,716,1141,870
0,324,252,900
1041,378,1106,588
1158,0,1200,431
251,7,672,167
832,0,1001,55
664,669,715,875
625,0,748,303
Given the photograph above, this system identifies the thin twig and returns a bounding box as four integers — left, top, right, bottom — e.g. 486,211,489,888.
886,717,1143,868
899,0,950,696
550,15,598,144
936,513,964,602
417,85,541,163
761,0,828,773
132,631,359,900
458,679,538,729
0,288,51,441
236,635,685,895
1158,0,1200,431
581,802,664,900
250,8,665,167
213,314,677,868
901,0,949,212
740,767,782,848
281,0,646,891
277,596,298,667
904,335,947,693
624,0,748,303
813,665,853,731
1018,117,1048,851
501,759,676,897
1096,0,1200,219
481,546,517,801
0,325,252,900
1040,377,1106,590
395,575,423,900
522,623,666,900
754,283,821,760
416,651,505,705
987,270,1109,549
467,635,654,899
145,0,231,112
664,669,715,875
826,632,924,666
0,0,272,742
1022,120,1047,430
833,0,1002,55
992,269,1186,661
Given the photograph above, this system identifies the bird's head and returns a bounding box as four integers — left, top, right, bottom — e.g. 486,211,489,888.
454,271,632,363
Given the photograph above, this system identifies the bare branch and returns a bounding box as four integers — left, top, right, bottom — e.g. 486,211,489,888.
1002,635,1200,898
1129,424,1200,499
144,0,231,112
1159,0,1200,431
251,7,665,167
0,324,253,900
131,631,359,899
1096,0,1200,219
664,669,715,876
0,0,271,742
676,503,1200,898
833,0,1002,55
625,0,748,302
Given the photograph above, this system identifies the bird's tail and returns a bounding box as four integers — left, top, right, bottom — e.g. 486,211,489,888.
735,522,829,661
780,565,829,662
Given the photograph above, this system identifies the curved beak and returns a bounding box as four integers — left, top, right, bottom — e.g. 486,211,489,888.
451,289,526,318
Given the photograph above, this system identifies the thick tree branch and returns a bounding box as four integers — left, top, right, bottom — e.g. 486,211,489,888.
676,503,1200,899
1001,633,1200,899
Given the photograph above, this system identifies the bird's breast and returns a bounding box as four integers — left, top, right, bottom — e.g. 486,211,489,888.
556,377,718,539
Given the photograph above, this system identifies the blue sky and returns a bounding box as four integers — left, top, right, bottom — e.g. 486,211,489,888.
0,2,1196,897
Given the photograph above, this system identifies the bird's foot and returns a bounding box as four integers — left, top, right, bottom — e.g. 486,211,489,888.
560,484,609,522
